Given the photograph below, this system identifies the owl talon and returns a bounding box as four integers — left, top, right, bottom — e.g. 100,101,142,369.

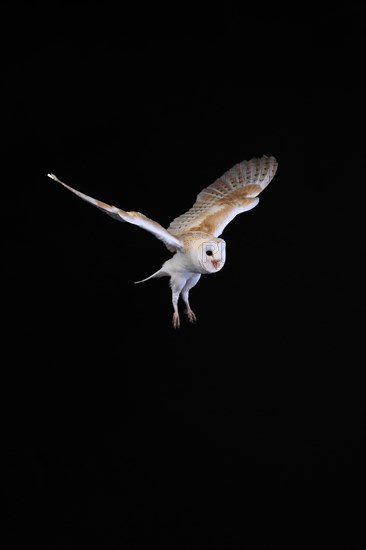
184,309,197,324
172,312,180,329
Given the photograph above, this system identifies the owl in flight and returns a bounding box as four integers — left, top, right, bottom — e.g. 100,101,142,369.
48,155,277,328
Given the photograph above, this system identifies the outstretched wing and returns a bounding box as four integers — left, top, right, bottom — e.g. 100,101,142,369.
48,174,183,251
168,155,278,237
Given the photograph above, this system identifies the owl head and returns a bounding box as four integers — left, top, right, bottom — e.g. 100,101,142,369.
198,237,226,273
180,232,226,274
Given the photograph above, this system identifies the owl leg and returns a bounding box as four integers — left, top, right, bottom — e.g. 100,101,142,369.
172,295,181,329
172,311,180,329
171,278,186,329
181,290,196,324
181,274,201,324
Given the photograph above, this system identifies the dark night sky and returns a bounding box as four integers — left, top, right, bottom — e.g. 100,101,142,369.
3,5,365,549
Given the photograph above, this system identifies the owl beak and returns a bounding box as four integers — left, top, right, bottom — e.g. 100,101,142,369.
211,259,220,269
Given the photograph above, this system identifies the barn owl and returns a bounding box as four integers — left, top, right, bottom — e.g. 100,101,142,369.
48,155,277,328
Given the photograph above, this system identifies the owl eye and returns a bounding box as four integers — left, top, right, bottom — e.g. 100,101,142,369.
206,250,213,256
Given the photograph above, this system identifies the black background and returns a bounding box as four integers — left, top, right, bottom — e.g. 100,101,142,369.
3,4,365,549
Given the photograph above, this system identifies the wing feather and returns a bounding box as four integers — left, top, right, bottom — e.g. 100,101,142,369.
48,174,183,251
168,155,278,237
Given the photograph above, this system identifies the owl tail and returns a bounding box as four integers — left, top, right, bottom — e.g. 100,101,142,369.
134,268,168,284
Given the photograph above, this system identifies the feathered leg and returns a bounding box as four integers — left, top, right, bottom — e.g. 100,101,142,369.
170,276,188,329
171,287,183,329
181,274,201,324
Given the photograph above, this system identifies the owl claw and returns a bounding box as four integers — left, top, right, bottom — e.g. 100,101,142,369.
184,309,197,324
172,312,180,329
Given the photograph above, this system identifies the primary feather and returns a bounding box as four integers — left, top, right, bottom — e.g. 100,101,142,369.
47,173,183,251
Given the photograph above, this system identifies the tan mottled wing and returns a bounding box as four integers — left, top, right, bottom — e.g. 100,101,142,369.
48,174,183,251
168,155,278,237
